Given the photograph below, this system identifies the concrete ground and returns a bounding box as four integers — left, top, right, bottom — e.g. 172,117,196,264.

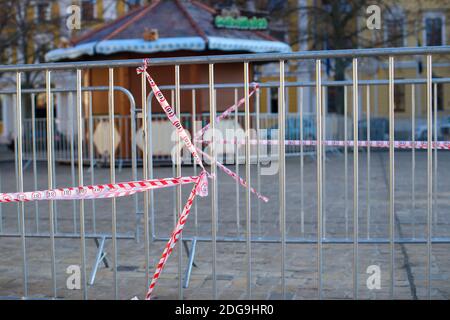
1,147,450,300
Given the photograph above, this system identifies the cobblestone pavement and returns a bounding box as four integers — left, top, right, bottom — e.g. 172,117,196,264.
1,148,450,300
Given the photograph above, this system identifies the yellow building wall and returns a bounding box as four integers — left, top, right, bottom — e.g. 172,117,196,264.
259,0,450,118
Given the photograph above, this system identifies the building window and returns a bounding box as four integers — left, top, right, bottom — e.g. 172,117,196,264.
424,13,445,46
385,8,405,47
35,2,51,22
394,81,405,112
82,0,96,22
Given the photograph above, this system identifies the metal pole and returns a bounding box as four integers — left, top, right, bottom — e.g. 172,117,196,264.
171,90,176,223
69,92,77,233
244,62,252,299
141,70,150,292
411,84,416,239
352,59,359,299
148,96,155,242
0,132,2,232
3,46,450,72
433,83,438,228
344,86,348,238
388,56,395,299
45,70,57,298
299,87,304,235
315,60,323,299
322,86,326,238
52,91,58,233
130,92,138,242
209,63,218,299
279,60,286,299
426,55,433,300
88,92,96,233
256,86,261,237
16,72,27,298
234,88,240,235
175,65,183,300
108,68,118,299
366,85,371,239
31,93,39,233
192,89,198,236
76,69,87,299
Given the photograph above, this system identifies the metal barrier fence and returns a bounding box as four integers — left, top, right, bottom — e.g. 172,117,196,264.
0,86,140,290
0,46,450,300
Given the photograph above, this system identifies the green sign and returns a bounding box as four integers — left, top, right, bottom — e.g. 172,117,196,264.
214,15,268,30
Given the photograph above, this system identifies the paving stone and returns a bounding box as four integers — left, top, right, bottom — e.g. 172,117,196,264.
1,152,450,299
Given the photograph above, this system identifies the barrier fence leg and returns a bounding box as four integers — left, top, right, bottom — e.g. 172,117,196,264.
89,237,110,285
182,238,198,289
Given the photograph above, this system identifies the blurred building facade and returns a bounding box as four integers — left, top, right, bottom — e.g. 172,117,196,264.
0,0,149,143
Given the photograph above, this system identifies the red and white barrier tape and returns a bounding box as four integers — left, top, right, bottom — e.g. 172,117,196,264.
195,139,450,150
193,83,259,141
137,60,214,299
196,147,269,203
145,171,208,299
137,58,206,172
0,60,269,301
0,176,201,203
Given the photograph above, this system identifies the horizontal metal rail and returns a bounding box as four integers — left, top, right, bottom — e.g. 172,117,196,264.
0,46,449,71
153,236,450,244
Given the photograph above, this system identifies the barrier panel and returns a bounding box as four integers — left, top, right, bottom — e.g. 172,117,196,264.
0,46,450,299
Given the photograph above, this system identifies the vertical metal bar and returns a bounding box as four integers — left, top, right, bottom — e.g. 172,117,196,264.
192,89,198,236
366,85,371,239
51,92,58,233
279,60,286,299
411,84,416,239
175,65,183,300
322,86,326,237
31,93,39,233
209,63,218,299
16,72,27,298
256,86,261,236
130,93,138,243
388,56,395,299
141,70,150,292
88,91,96,233
69,92,77,233
148,96,155,242
244,62,252,299
76,69,87,299
426,55,433,300
315,60,323,299
171,90,176,222
108,68,118,299
0,125,2,232
433,83,437,228
352,59,359,299
299,87,304,235
46,70,57,298
344,86,349,238
214,89,219,235
234,88,240,235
